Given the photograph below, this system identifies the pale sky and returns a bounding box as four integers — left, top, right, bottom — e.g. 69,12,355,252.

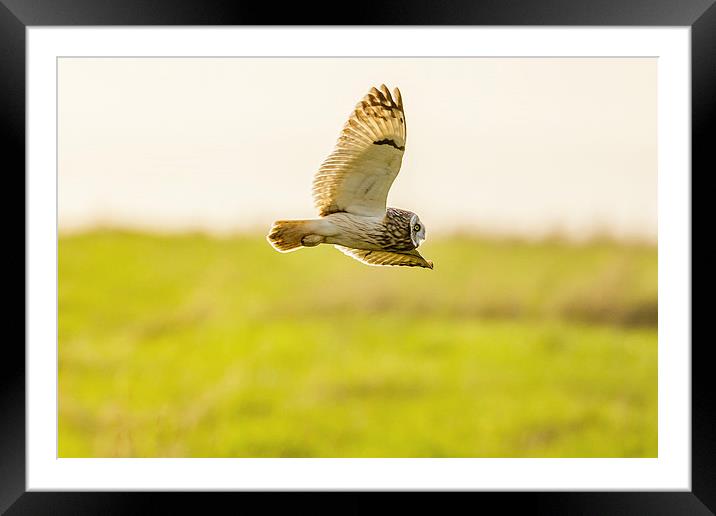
58,57,656,241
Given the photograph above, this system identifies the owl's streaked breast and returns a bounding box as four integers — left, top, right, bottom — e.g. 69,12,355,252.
380,208,416,251
322,208,415,252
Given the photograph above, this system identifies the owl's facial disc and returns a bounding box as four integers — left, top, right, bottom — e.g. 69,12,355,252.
409,214,426,248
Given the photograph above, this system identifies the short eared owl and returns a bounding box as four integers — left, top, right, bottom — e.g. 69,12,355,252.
267,84,433,269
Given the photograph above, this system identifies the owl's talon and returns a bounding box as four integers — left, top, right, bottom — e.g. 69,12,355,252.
301,234,324,247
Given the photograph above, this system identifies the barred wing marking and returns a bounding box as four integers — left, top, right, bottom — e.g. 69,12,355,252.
313,85,406,217
334,246,433,269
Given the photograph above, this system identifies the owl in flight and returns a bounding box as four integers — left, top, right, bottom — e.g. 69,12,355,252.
267,84,433,269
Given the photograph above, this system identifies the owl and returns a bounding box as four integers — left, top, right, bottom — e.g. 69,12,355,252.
267,84,433,269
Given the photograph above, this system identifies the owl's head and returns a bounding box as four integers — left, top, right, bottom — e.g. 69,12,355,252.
409,213,427,248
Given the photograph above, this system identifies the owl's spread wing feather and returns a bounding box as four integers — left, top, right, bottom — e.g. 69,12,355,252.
313,85,406,218
334,246,433,269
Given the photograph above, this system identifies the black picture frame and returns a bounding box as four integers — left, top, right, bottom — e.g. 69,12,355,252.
3,1,711,513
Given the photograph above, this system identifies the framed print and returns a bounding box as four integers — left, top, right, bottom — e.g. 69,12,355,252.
4,0,712,513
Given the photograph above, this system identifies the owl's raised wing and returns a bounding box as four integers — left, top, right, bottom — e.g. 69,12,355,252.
335,246,433,269
313,85,406,217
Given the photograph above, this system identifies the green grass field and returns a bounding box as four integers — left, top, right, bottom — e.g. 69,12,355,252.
59,230,657,457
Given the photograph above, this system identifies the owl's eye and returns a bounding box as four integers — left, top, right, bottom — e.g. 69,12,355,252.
414,224,421,232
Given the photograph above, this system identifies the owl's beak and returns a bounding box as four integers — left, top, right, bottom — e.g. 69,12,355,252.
417,230,426,246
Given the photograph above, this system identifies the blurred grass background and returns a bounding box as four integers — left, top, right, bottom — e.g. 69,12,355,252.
58,230,657,457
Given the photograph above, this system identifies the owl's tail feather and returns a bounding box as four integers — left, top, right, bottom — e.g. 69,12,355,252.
267,220,323,252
